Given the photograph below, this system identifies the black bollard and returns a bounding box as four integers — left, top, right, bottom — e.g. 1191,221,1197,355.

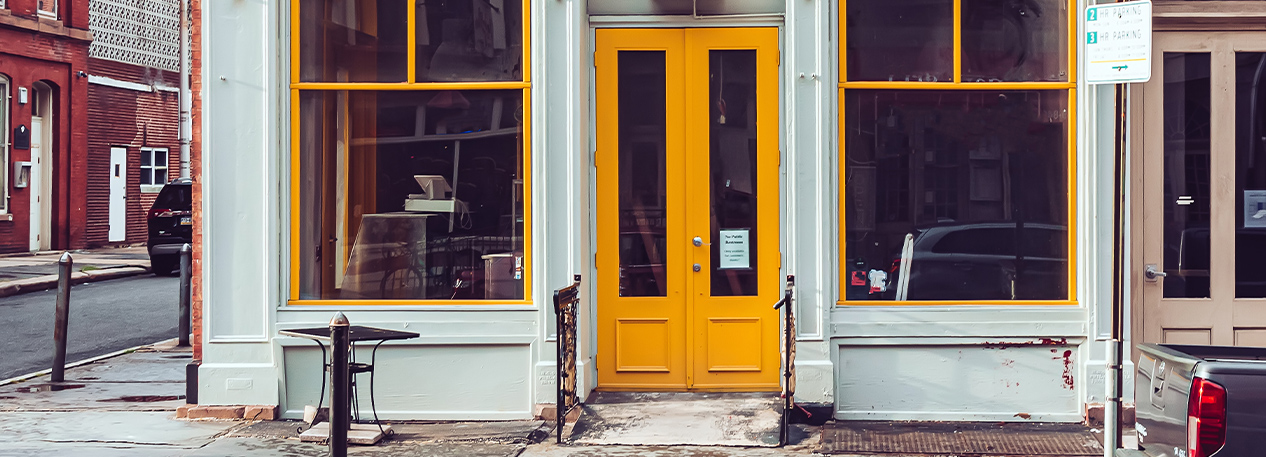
329,312,350,457
178,243,192,347
51,252,72,382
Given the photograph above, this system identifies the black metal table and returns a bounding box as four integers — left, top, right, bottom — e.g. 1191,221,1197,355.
281,322,418,456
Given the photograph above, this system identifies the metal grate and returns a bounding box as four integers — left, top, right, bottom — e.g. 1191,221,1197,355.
820,421,1105,455
89,0,180,72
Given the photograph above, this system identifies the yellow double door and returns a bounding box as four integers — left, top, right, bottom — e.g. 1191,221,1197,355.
595,28,781,391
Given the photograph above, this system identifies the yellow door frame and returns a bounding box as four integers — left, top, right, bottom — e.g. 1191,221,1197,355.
595,27,781,392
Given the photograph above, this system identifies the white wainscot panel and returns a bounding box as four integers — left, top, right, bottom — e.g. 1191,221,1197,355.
836,342,1081,422
283,344,533,420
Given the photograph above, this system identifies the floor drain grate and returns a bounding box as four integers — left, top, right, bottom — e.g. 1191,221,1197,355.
820,421,1105,455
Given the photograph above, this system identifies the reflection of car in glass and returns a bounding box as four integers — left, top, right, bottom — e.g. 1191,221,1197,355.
1167,227,1266,297
885,222,1067,301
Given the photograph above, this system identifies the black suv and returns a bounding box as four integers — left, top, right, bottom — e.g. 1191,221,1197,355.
147,178,193,276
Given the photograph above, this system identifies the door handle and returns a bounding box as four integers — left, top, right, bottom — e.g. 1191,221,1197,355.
692,236,711,247
1144,264,1167,281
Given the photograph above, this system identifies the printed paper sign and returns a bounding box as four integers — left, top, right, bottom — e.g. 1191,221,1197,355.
718,229,750,270
1085,1,1152,84
1246,191,1266,228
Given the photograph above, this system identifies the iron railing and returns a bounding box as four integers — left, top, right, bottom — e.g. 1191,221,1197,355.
773,275,796,446
553,274,582,444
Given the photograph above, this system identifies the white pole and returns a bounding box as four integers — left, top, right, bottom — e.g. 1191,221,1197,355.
179,0,192,178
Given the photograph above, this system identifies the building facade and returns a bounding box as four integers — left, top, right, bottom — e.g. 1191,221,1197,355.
0,0,92,253
197,0,1266,423
85,0,183,247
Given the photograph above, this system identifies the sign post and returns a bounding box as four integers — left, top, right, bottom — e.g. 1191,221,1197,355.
1085,2,1152,455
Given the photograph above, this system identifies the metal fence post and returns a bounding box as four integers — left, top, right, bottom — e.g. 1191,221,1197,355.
329,312,350,457
52,252,73,382
178,243,192,347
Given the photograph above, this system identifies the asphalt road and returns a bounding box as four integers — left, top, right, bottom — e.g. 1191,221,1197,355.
0,275,181,380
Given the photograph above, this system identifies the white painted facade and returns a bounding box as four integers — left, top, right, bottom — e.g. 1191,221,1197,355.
200,0,1133,422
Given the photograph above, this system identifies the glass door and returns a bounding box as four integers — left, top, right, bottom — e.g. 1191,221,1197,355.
595,28,781,391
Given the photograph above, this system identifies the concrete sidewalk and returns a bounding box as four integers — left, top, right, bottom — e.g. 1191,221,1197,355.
0,246,152,297
0,339,826,457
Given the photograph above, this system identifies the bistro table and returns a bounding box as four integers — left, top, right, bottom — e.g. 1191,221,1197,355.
280,321,419,452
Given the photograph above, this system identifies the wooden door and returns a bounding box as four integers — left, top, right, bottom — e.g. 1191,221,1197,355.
594,27,782,390
1137,32,1266,348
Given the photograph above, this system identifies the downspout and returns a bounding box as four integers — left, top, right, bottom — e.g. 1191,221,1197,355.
179,0,191,178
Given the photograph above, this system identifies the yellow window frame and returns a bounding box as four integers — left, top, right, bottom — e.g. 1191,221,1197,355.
286,0,534,306
837,0,1079,306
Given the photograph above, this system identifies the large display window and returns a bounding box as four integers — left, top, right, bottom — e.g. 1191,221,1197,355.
839,0,1077,304
290,0,530,304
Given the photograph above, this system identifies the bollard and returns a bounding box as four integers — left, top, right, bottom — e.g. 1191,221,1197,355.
51,252,73,383
329,312,350,457
178,243,192,347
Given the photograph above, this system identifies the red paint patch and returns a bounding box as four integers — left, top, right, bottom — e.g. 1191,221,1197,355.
1061,350,1074,389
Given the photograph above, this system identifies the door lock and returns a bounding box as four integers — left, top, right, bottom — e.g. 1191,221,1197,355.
693,263,701,272
693,236,709,247
1144,264,1167,281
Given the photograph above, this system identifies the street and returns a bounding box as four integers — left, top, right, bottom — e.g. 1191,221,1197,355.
0,275,181,380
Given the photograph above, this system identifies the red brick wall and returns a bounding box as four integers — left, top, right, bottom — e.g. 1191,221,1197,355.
85,58,181,247
190,0,203,360
0,18,91,253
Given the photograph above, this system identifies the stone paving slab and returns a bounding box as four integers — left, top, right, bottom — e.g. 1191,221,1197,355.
0,411,236,447
570,393,782,447
181,437,526,457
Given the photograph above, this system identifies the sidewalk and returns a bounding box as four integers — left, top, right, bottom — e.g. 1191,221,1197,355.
0,246,152,297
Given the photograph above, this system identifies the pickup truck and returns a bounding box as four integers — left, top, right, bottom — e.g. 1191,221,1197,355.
1117,343,1266,457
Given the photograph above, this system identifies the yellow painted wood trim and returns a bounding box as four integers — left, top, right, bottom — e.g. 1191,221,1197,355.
290,0,299,85
838,81,1076,90
289,89,301,301
290,82,531,91
521,86,533,299
1067,88,1078,301
837,300,1079,307
953,0,962,82
287,299,535,306
407,0,416,83
838,0,846,83
522,0,531,84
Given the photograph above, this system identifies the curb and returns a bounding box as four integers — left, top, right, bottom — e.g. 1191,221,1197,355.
0,338,179,387
0,266,150,298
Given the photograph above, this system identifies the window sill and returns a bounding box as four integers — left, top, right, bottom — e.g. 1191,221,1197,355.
0,213,11,222
836,300,1079,307
140,185,163,194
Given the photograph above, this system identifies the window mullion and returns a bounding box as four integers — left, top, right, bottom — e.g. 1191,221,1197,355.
407,0,416,84
953,0,962,83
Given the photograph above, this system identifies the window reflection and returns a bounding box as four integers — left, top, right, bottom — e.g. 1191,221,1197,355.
846,0,953,82
299,90,525,300
1162,53,1211,299
300,0,409,83
961,0,1067,82
617,51,668,297
1235,52,1266,298
416,0,523,82
844,90,1068,301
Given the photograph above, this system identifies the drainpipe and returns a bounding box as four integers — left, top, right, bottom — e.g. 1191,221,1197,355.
178,0,191,178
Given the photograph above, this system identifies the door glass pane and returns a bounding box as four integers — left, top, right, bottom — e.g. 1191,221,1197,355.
300,0,408,83
961,0,1068,82
846,0,953,82
618,51,668,297
1162,53,1211,299
843,90,1069,301
1235,52,1266,298
415,0,523,82
709,50,759,297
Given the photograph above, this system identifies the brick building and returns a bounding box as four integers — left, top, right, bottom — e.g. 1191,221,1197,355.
84,0,181,246
0,0,92,253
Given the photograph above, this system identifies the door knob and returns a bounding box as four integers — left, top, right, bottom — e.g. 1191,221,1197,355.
1144,264,1167,281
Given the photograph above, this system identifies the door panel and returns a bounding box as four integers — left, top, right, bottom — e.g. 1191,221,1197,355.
109,147,127,242
1140,33,1266,348
29,118,42,252
596,27,780,391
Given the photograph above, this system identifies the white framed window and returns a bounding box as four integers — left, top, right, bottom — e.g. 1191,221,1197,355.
37,0,57,18
139,147,169,193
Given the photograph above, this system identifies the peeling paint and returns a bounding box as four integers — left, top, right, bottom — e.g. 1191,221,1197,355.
1060,350,1074,389
1014,412,1032,420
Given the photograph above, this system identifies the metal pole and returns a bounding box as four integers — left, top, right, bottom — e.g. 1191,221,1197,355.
178,244,192,346
51,252,72,382
1106,82,1129,455
178,0,191,178
329,312,350,457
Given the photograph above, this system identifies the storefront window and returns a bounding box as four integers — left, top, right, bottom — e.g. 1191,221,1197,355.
839,0,1075,304
0,75,7,213
292,0,530,303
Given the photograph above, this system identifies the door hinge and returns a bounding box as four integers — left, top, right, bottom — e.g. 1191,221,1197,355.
594,52,599,67
777,50,781,67
595,252,598,266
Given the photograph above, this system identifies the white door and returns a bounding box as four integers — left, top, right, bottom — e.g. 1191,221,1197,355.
109,147,126,242
29,118,42,252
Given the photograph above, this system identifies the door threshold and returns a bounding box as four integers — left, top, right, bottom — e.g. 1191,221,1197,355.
568,391,782,447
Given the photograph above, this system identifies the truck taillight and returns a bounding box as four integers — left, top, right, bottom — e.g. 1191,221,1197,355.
1188,376,1227,457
